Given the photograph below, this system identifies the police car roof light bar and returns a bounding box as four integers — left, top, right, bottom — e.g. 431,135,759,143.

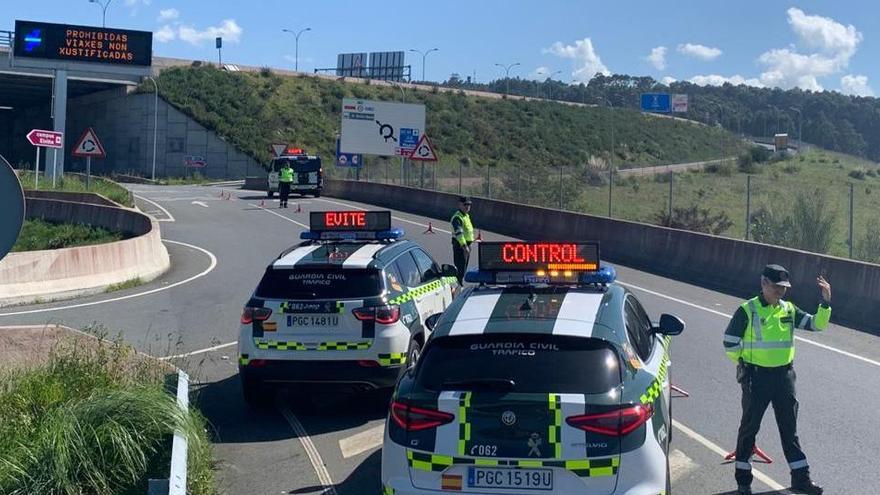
464,264,616,286
299,227,405,242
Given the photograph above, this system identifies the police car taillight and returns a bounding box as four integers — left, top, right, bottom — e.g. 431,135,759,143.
352,305,400,324
390,400,454,432
241,307,272,324
565,403,654,436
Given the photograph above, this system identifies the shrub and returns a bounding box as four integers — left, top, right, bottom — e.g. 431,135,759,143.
866,169,877,178
738,153,761,174
849,169,867,180
749,146,772,164
855,219,880,263
782,163,801,174
654,204,734,235
704,161,734,176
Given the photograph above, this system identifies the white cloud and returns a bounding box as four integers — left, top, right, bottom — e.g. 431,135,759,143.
646,46,667,70
677,43,722,61
544,38,610,82
178,19,242,45
155,24,175,42
158,8,179,21
755,9,862,91
841,74,874,96
124,0,151,5
689,74,764,87
661,76,677,85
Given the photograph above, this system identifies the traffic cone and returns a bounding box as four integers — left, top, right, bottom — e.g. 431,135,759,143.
475,230,483,242
724,446,774,464
423,222,436,234
295,203,302,213
259,199,265,208
670,384,691,398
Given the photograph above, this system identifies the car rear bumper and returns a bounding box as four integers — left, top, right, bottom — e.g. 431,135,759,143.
239,359,402,389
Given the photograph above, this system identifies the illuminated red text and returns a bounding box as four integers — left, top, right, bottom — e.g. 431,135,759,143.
501,243,586,264
325,211,366,228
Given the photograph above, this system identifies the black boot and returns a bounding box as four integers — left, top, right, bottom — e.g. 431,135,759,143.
791,479,823,494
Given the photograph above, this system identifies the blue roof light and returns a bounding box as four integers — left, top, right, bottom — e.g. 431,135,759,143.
578,265,617,285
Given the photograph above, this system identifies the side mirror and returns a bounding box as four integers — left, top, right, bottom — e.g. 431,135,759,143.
654,314,685,336
441,264,458,279
425,313,443,331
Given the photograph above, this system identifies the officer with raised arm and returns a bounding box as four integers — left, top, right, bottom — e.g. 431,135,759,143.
723,264,831,495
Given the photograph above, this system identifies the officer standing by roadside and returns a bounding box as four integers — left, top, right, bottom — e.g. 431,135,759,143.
278,161,293,208
723,264,831,495
450,196,474,284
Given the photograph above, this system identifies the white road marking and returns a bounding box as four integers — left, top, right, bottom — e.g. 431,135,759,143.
338,424,385,459
134,194,175,222
0,240,217,317
673,420,786,491
191,201,209,208
618,281,880,369
315,198,453,234
160,341,237,360
259,205,310,229
668,448,699,483
281,406,338,495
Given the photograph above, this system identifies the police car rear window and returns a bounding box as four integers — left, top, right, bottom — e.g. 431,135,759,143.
416,334,621,394
255,268,381,299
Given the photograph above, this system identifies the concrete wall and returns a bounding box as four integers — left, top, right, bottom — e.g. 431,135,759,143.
323,179,880,333
24,189,120,208
64,87,262,179
0,195,170,306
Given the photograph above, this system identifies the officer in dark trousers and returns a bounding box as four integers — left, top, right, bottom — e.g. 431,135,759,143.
724,264,831,495
278,161,293,208
450,196,474,284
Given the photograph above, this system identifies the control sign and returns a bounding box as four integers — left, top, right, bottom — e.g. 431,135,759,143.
478,241,600,272
310,211,392,232
14,19,153,66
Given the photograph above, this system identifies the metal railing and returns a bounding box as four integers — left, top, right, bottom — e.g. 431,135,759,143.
0,30,12,47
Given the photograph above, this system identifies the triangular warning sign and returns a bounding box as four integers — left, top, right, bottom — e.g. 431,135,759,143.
271,143,287,157
72,127,106,158
409,135,438,162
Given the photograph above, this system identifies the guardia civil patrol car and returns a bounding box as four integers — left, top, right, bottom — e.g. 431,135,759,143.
382,241,685,495
237,211,459,404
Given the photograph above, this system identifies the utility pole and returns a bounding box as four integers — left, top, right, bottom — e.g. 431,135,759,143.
789,107,803,150
598,96,615,217
146,76,159,181
494,62,520,96
282,27,312,71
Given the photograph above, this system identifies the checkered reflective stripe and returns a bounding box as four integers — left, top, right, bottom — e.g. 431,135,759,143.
388,277,455,306
238,355,249,365
640,336,671,405
548,393,562,458
406,450,620,478
382,486,394,495
378,352,407,367
253,338,372,351
457,392,472,455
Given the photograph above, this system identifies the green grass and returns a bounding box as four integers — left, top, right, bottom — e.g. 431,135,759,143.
104,278,144,293
17,171,134,207
12,219,125,252
0,332,215,495
160,172,212,185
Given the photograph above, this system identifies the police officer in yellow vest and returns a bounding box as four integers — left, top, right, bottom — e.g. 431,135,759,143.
724,264,831,495
450,196,474,284
279,162,294,208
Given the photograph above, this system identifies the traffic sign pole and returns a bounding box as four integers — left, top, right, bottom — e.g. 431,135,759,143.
34,148,40,190
86,157,91,190
52,149,57,188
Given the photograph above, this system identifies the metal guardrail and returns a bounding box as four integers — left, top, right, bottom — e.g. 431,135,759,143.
0,30,12,47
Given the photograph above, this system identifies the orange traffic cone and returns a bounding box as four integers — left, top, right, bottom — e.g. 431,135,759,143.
295,203,302,213
475,230,483,242
423,222,436,234
259,199,265,208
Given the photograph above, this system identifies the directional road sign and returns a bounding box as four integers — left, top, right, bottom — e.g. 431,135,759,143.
640,93,671,113
336,137,363,168
408,134,438,162
340,98,426,157
72,127,106,158
26,129,63,148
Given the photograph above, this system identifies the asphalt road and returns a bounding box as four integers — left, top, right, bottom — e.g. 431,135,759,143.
3,183,878,495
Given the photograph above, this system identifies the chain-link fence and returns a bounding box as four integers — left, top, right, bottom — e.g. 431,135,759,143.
353,155,880,264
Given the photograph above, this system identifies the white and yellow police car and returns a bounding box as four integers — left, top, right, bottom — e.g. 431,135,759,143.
381,241,685,494
237,211,459,405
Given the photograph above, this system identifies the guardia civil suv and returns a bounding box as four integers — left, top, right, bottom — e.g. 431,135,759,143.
237,211,458,405
381,241,685,494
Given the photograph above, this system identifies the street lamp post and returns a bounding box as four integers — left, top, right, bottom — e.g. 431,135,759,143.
494,62,520,96
282,27,311,71
409,48,438,82
789,107,802,150
598,96,615,217
88,0,112,27
146,76,159,181
544,70,562,100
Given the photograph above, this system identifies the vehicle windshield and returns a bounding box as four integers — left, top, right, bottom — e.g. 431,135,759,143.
255,267,381,299
416,334,622,394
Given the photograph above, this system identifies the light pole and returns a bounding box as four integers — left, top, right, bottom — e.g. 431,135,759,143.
146,76,159,181
543,70,562,100
494,62,520,96
598,96,615,217
409,48,438,82
789,106,802,150
282,27,311,71
88,0,112,27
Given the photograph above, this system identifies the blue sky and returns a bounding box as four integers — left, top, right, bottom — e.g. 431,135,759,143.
5,0,878,95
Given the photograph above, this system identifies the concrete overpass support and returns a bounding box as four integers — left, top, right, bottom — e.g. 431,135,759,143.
50,69,67,182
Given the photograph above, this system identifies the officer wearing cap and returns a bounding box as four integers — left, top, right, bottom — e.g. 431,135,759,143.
723,264,832,495
450,196,475,284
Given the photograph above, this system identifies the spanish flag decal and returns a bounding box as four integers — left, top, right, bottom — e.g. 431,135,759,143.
441,474,462,491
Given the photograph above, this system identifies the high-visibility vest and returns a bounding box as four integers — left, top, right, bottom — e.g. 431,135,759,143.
737,297,829,367
451,210,474,246
280,167,294,183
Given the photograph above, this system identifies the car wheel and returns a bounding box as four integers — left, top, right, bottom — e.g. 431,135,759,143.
241,373,271,409
406,336,422,370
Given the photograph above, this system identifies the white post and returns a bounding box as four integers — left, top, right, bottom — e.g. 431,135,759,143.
52,149,57,188
34,147,40,189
